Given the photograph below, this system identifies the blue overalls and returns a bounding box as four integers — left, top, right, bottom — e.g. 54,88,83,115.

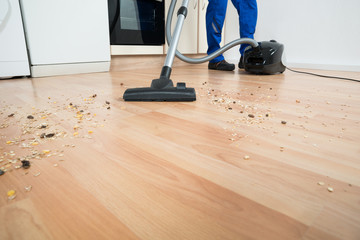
206,0,258,63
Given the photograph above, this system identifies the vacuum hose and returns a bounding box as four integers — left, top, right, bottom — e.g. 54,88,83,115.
166,0,259,64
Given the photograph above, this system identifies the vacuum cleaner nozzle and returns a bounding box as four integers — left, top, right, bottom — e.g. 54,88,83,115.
123,77,196,102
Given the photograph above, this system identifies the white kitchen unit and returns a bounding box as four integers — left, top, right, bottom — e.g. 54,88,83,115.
0,0,30,78
19,0,111,77
198,0,208,53
164,0,222,55
165,0,198,54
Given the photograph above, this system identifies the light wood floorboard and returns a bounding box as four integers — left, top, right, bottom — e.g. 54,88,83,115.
0,56,360,239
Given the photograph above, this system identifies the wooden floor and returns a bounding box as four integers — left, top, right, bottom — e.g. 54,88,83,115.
1,56,360,240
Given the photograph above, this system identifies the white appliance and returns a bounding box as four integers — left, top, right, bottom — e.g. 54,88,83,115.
19,0,111,77
0,0,30,78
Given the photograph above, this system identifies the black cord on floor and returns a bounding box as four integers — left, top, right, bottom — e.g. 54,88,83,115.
286,67,360,83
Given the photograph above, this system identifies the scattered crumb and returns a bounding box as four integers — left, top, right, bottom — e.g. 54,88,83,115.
7,190,16,200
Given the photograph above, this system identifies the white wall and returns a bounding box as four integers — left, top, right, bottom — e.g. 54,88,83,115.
223,0,360,71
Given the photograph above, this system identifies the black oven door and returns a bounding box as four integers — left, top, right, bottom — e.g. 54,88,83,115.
108,0,165,45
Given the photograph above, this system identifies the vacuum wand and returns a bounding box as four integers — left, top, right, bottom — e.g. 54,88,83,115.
163,0,189,71
166,0,259,64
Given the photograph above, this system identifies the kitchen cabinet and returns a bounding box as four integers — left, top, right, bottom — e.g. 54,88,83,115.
197,0,208,53
0,0,30,78
165,0,198,54
165,0,223,55
20,0,110,77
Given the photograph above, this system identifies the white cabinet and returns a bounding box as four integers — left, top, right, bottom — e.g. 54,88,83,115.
165,0,198,54
0,0,30,78
20,0,111,77
198,0,208,53
165,0,222,55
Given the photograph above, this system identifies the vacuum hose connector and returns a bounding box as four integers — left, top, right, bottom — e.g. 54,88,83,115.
166,0,259,64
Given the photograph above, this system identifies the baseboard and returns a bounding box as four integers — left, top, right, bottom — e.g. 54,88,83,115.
110,54,207,71
227,58,360,72
30,61,110,77
285,62,360,72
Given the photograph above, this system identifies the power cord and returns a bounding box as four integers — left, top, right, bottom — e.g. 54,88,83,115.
286,67,360,83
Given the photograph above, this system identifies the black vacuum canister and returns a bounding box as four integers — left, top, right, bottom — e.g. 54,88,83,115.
242,40,286,74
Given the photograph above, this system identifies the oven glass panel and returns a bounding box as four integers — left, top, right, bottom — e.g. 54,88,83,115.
108,0,164,45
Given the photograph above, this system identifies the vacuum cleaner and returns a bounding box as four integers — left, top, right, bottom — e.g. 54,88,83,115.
123,0,285,102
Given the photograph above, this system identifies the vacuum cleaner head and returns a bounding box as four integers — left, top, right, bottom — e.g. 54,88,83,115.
123,77,196,101
243,40,286,74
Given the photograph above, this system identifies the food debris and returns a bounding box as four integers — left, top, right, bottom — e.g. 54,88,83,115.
318,182,325,186
296,100,300,103
7,190,16,200
21,160,31,169
243,155,250,160
73,132,79,136
45,133,55,138
0,94,107,184
25,186,32,192
327,187,334,192
248,114,255,118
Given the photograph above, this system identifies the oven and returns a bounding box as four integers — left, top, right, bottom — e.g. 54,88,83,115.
108,0,165,45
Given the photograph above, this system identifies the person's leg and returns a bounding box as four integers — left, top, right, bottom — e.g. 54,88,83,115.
231,0,258,55
206,0,228,63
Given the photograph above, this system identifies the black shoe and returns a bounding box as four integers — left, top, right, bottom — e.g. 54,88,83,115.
238,56,244,69
208,60,235,71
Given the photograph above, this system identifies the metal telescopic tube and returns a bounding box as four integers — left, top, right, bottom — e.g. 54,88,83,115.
164,0,189,68
166,0,259,64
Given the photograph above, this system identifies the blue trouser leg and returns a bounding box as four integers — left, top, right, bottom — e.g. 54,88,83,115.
206,0,228,63
231,0,258,55
206,0,258,63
